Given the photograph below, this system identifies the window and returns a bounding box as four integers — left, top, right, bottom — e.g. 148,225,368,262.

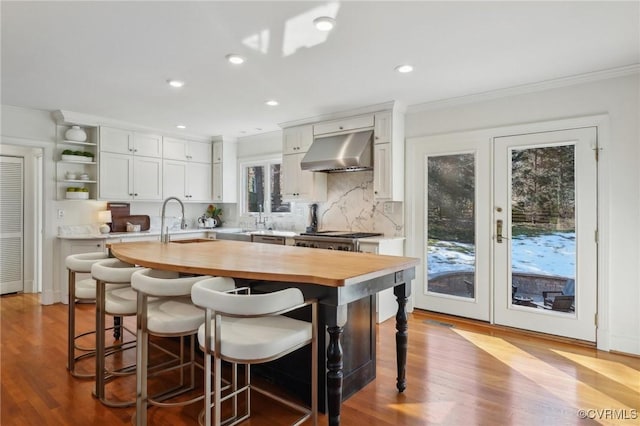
241,158,290,214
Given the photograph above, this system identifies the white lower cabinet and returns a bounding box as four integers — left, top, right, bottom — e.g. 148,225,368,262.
58,239,106,304
359,238,405,323
163,160,211,201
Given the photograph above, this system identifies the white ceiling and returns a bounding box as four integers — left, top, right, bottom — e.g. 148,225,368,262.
2,1,639,139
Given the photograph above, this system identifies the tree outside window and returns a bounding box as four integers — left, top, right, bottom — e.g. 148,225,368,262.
243,160,290,214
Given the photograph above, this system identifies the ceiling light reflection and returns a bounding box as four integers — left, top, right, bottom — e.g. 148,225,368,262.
167,79,185,88
313,16,336,31
225,54,245,65
395,64,414,73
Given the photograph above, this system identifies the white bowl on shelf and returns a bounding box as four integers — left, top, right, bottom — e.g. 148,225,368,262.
65,191,89,200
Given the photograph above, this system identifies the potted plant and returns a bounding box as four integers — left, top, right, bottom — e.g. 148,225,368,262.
205,204,223,227
61,149,94,162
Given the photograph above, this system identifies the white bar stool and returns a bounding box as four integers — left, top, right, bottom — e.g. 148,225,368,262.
131,270,235,426
65,252,108,378
191,281,318,426
91,258,143,407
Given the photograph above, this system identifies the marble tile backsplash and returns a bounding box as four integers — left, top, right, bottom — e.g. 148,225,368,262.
229,172,404,236
318,171,404,236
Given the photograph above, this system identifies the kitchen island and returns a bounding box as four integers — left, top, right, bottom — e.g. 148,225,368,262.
109,240,419,426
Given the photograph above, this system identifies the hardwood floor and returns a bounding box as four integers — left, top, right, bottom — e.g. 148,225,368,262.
1,293,639,425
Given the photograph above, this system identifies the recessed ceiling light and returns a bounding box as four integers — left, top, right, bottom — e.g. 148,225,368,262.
167,79,185,88
313,16,336,31
265,100,279,106
176,124,186,129
225,54,245,65
394,64,414,73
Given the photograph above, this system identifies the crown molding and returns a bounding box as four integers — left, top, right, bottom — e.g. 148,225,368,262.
278,100,400,129
407,64,640,114
51,110,212,142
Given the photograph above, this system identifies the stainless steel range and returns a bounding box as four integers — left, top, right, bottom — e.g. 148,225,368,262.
293,230,382,251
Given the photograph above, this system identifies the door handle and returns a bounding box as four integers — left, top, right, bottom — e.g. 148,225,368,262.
496,219,503,243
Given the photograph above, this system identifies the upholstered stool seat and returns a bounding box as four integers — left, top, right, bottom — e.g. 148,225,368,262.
132,270,236,426
105,286,146,315
65,251,109,378
191,281,318,426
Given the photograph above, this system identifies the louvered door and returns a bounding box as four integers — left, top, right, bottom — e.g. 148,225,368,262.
0,156,24,294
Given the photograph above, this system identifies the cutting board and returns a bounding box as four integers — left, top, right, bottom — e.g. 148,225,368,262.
112,215,150,232
107,202,130,232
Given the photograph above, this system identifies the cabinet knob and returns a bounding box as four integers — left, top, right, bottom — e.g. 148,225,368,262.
134,193,138,197
129,193,133,196
374,191,378,194
339,126,344,130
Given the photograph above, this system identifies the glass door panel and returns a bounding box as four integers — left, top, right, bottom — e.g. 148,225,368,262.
427,153,476,299
408,134,491,322
510,145,576,312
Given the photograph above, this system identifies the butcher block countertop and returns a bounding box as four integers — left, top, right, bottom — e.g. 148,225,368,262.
109,240,419,287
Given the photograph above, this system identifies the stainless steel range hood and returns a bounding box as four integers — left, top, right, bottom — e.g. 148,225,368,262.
300,130,373,172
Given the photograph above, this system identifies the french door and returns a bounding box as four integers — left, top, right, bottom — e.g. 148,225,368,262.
407,127,598,341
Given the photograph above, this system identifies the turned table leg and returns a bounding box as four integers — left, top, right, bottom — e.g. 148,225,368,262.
394,283,409,392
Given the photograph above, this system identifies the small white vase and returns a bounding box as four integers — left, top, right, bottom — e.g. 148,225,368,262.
65,125,87,142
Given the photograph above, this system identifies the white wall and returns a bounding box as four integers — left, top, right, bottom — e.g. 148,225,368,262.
404,73,640,355
237,130,282,158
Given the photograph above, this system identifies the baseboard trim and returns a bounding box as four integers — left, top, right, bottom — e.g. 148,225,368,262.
412,309,596,349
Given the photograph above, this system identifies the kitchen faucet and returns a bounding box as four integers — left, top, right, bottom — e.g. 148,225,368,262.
255,204,267,229
160,196,187,243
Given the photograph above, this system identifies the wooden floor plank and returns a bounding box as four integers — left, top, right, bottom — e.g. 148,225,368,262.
1,293,638,425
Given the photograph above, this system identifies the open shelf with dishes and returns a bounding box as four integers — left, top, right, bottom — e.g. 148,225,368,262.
56,124,99,200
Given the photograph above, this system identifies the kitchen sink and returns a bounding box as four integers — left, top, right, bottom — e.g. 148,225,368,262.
249,230,297,237
170,238,217,244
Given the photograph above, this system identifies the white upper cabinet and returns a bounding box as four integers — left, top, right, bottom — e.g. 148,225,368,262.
373,143,392,199
163,137,212,163
282,124,326,201
99,152,162,201
99,126,131,155
372,109,404,201
374,111,392,144
283,124,313,154
211,139,237,203
134,133,163,157
133,156,163,200
282,153,327,201
100,126,162,158
312,114,374,136
163,159,211,202
99,126,163,201
212,141,223,163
